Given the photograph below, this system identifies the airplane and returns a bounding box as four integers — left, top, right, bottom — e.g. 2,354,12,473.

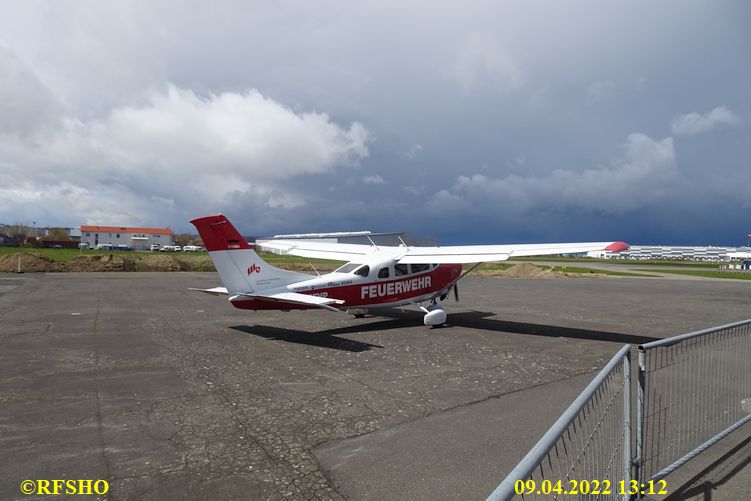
190,214,629,326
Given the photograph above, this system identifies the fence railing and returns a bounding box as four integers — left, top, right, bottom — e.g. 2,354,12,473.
635,319,751,484
487,344,632,501
487,319,751,500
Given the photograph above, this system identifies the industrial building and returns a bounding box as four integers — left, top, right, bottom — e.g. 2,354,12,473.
80,225,173,251
588,245,751,261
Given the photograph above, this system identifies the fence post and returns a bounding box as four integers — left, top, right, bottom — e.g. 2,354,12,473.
635,348,646,497
623,350,632,501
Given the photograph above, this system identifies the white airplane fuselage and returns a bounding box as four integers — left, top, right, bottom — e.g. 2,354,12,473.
231,258,462,311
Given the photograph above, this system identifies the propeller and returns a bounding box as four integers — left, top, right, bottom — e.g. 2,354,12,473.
439,285,460,302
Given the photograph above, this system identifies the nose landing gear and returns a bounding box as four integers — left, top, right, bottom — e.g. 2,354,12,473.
421,302,446,326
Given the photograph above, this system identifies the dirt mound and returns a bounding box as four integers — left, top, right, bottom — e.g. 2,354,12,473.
0,253,61,272
476,262,565,279
170,254,215,271
504,262,560,278
63,254,137,272
135,254,186,272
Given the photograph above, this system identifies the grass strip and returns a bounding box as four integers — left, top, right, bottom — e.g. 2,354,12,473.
633,269,751,280
550,265,656,277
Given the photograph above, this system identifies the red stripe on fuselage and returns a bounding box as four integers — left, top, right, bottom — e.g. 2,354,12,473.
230,263,462,311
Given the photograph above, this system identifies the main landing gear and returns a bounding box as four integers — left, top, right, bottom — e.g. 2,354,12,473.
350,309,368,319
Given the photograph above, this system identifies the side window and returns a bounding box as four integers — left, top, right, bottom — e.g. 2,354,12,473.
411,263,430,274
354,265,370,277
378,267,390,279
395,264,408,276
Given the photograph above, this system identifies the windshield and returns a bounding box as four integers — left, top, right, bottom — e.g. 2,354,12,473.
334,262,362,274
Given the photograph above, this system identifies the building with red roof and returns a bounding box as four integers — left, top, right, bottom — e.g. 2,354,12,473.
80,225,173,251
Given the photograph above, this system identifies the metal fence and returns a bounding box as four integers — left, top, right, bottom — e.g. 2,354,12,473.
487,344,632,501
635,319,751,484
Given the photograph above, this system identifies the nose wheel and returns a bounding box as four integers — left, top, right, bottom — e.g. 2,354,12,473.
421,302,447,326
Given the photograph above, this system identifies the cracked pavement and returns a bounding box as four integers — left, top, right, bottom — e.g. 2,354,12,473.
0,272,749,500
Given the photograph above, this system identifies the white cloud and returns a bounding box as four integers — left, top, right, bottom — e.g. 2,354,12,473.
362,175,384,184
0,81,371,224
671,106,741,136
429,133,677,215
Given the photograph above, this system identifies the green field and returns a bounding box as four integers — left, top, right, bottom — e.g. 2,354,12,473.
3,247,746,280
634,268,751,280
474,262,654,277
548,265,656,277
0,247,339,263
0,247,137,262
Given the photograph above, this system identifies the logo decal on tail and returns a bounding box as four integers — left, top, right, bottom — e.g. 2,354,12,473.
247,264,261,275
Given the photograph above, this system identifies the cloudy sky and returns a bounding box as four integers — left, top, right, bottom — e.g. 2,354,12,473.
1,1,749,245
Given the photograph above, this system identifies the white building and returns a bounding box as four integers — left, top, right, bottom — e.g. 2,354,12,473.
80,225,173,251
588,245,750,261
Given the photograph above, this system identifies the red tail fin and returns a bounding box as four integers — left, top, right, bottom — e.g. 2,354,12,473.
190,214,252,251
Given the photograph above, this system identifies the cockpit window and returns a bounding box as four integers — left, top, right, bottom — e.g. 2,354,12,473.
410,263,430,273
354,265,370,277
334,263,362,274
378,267,390,278
395,264,408,276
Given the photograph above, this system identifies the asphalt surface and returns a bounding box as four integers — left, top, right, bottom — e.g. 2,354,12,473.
0,272,749,500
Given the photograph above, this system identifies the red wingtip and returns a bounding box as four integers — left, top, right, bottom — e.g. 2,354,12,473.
605,241,630,252
190,214,251,252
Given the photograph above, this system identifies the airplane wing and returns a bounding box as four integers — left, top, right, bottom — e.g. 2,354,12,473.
231,291,345,312
258,238,628,265
397,242,629,264
257,239,377,262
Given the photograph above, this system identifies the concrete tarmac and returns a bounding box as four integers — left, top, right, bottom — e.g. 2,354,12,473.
0,272,749,500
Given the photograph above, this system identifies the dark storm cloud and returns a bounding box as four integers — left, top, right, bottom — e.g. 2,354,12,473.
0,0,749,244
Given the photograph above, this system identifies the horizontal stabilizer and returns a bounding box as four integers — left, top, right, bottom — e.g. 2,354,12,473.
231,291,345,312
189,286,229,295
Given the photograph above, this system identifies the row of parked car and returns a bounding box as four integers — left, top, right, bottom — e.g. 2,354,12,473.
149,244,205,252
